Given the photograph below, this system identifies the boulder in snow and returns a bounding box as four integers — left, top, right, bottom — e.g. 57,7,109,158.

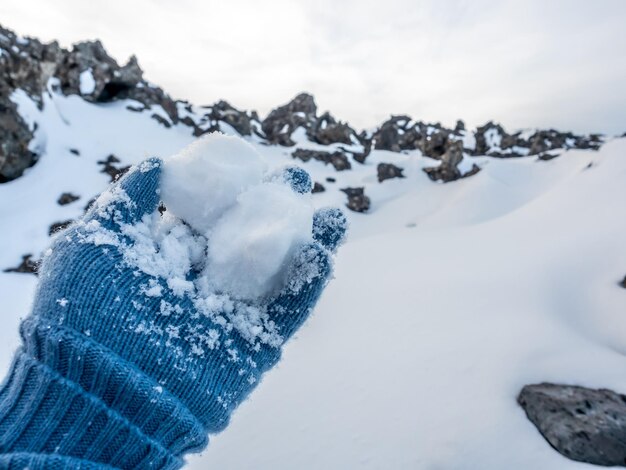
341,187,370,213
518,382,626,467
292,148,351,171
377,163,404,182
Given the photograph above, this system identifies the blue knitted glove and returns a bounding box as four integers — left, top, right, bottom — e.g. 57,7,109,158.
0,158,347,469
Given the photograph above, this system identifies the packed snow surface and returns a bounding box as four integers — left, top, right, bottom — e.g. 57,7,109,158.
0,88,625,469
161,133,267,233
206,182,314,300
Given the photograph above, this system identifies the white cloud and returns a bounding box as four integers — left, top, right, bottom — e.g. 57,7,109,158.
1,0,625,134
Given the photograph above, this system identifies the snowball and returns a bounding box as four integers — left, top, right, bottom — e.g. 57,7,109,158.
205,182,314,301
160,133,267,233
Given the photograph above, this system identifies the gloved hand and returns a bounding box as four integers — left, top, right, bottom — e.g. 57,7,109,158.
0,158,347,469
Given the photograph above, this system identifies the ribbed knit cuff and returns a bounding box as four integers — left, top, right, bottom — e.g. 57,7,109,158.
19,316,207,455
0,314,212,469
0,451,118,469
0,351,183,469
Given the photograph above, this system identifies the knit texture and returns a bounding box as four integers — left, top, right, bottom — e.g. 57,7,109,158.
0,159,346,469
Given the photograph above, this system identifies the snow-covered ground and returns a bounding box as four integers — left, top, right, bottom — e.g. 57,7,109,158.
1,89,625,469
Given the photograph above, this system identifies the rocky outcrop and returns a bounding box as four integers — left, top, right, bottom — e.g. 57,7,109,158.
184,100,261,137
518,383,626,467
423,140,480,182
341,187,370,213
306,111,356,146
0,25,55,181
0,24,181,182
292,148,351,171
261,93,317,146
377,163,404,182
260,93,359,148
619,275,626,289
472,122,602,159
0,23,608,187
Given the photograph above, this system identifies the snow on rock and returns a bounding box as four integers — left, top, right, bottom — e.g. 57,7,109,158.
206,182,314,301
161,133,267,233
78,69,96,95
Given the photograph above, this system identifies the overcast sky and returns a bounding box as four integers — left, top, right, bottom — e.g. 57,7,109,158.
1,0,625,134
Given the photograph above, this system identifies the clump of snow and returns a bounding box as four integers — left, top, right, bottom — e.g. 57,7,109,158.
160,133,267,233
79,69,96,95
74,134,319,347
206,182,314,300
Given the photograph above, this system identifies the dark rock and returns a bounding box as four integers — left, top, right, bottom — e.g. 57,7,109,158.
518,383,626,467
55,40,142,101
261,93,317,146
619,276,626,289
371,116,452,160
54,39,179,124
57,192,80,205
341,187,370,213
190,100,258,137
3,254,39,275
420,128,450,159
372,115,412,152
377,163,405,183
69,148,80,156
292,149,351,171
97,154,130,182
463,164,481,178
347,132,373,163
48,219,73,236
211,100,254,136
326,177,336,183
84,197,97,212
312,182,325,193
423,140,475,182
454,120,465,133
151,113,171,128
0,93,36,182
473,122,516,157
307,111,356,146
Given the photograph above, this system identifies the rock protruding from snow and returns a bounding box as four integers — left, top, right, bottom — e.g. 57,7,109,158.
97,155,130,182
377,163,404,183
306,111,357,146
0,25,57,181
341,187,370,213
57,192,80,206
472,121,603,159
261,93,317,146
3,254,39,275
183,100,262,138
312,182,325,193
423,141,479,182
261,93,358,148
518,383,626,467
292,149,351,171
372,115,451,159
55,41,179,123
